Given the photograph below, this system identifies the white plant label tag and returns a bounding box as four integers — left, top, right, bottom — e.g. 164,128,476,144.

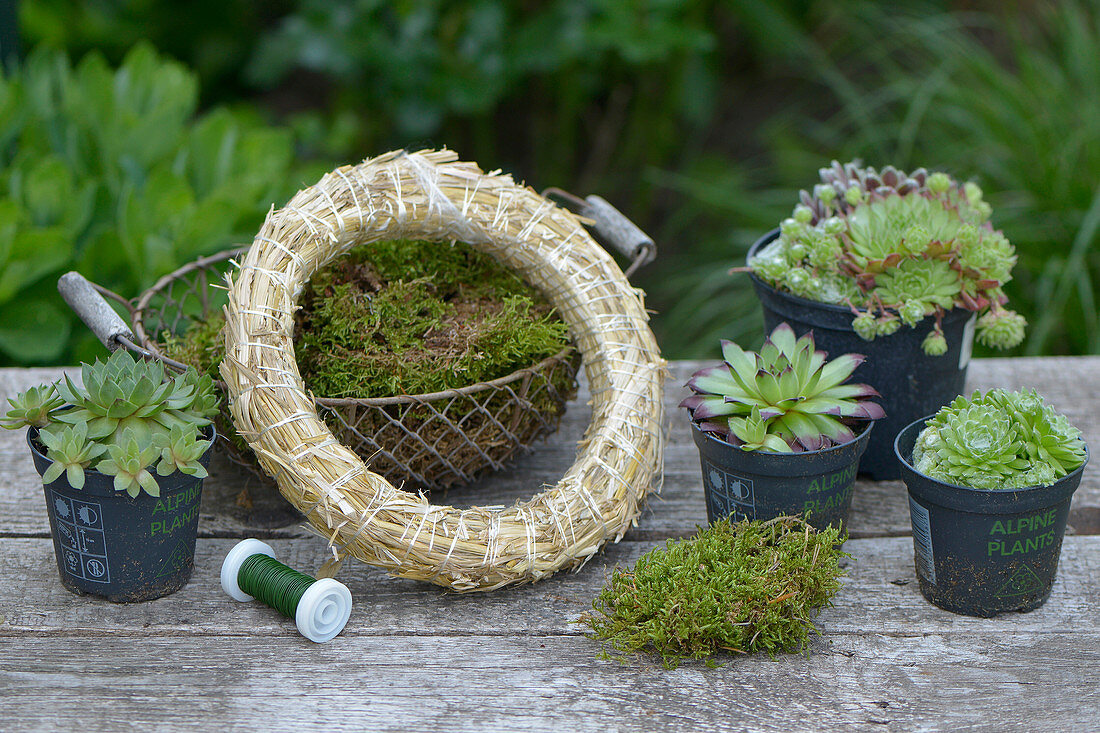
958,313,977,370
909,496,936,584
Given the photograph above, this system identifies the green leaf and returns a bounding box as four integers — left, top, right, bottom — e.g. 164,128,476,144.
177,197,236,261
813,354,863,393
0,227,73,302
42,461,64,485
21,156,75,227
138,469,160,497
686,365,740,397
66,464,86,490
719,340,761,394
0,199,23,267
0,75,26,153
755,370,783,405
0,297,72,362
184,109,238,196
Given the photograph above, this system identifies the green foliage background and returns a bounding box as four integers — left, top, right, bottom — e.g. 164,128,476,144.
0,43,327,365
7,0,1099,364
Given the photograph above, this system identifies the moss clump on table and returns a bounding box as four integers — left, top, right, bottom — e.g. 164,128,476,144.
162,239,577,486
584,516,847,669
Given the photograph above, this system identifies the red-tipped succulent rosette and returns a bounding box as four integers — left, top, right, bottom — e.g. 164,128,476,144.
681,323,885,453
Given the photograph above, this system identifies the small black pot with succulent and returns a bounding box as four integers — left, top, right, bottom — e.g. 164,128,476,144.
895,389,1088,617
3,350,219,602
681,323,884,530
737,162,1025,479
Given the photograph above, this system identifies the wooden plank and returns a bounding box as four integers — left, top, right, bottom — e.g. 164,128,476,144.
3,536,1099,637
3,359,1099,539
2,632,1098,732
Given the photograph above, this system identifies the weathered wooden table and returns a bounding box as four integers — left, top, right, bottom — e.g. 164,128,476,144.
2,358,1098,731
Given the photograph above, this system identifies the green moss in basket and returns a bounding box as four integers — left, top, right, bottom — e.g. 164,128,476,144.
162,239,572,396
583,516,847,669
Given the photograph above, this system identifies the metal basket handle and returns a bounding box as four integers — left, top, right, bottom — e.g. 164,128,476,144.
57,271,136,351
542,188,656,278
57,271,187,368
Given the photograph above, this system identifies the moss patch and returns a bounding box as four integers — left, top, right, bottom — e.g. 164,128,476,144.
160,239,578,488
295,240,570,397
583,516,847,669
164,239,571,395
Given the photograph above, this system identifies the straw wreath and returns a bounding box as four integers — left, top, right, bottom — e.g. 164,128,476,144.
220,149,665,591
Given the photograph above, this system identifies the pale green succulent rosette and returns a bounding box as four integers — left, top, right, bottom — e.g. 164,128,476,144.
52,351,216,449
873,259,961,318
746,161,1025,356
914,389,1086,490
917,403,1029,490
984,388,1088,476
680,323,884,453
36,422,108,490
1,385,65,429
976,309,1028,349
97,429,163,498
153,424,213,479
3,350,219,498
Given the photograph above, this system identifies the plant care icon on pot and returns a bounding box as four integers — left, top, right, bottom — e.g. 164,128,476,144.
706,467,755,520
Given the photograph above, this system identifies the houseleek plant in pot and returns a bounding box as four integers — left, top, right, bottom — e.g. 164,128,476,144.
2,350,219,602
681,323,884,530
895,389,1087,617
739,161,1024,479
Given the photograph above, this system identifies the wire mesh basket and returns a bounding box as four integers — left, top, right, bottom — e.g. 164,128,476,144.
63,247,587,491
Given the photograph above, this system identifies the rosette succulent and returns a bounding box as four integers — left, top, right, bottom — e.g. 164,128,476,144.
36,423,107,490
3,350,218,497
53,351,218,448
0,385,64,429
745,161,1025,356
680,323,884,452
913,389,1087,490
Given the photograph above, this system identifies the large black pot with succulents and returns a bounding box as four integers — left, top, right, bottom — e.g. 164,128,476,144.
681,323,884,531
738,162,1026,479
895,389,1088,617
3,350,219,602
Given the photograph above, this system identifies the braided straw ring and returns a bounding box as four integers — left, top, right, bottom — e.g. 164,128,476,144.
220,149,665,591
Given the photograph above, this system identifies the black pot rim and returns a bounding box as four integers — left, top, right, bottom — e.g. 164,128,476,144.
690,419,874,463
745,229,977,328
894,415,1090,511
27,422,217,498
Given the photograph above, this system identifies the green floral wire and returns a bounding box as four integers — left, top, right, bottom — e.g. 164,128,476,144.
237,554,317,619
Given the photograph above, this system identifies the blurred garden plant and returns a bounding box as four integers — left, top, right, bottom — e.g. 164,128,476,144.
0,44,305,365
19,1,1094,361
745,162,1024,356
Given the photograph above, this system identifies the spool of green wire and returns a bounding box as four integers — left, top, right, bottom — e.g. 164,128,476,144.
221,539,352,643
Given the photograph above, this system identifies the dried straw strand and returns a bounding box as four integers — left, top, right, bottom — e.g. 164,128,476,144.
220,149,665,591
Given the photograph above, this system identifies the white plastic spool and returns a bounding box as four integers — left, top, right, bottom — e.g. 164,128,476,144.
221,538,352,643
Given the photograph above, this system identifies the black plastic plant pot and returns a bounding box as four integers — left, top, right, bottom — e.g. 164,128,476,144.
747,230,975,480
895,418,1088,618
691,422,872,531
28,425,214,603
